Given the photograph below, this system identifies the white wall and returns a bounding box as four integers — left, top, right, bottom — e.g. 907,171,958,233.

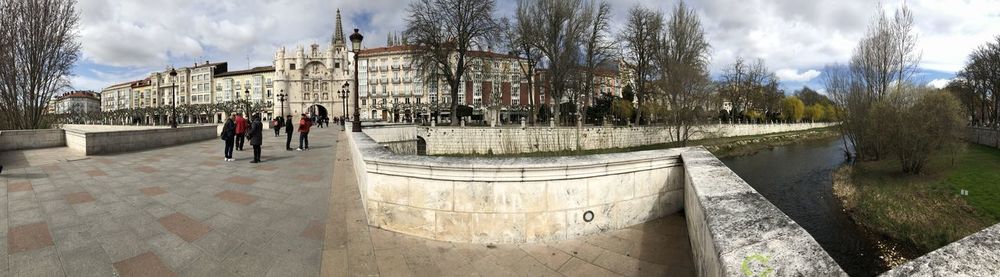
418,123,836,155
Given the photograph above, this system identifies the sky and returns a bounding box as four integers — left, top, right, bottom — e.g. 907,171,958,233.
71,0,1000,94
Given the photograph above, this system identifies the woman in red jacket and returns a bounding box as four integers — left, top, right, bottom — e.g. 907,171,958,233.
234,113,248,151
297,113,311,150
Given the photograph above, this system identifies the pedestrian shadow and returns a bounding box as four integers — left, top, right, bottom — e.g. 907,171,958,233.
306,145,333,149
264,155,293,162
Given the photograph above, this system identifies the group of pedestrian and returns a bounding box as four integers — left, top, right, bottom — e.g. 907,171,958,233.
220,113,315,163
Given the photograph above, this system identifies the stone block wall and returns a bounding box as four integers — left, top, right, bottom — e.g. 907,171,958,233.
418,123,835,155
349,132,686,243
681,148,846,276
880,223,1000,276
0,129,66,151
65,125,218,155
967,127,1000,148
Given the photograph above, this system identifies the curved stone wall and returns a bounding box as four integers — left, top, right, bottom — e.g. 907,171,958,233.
348,131,686,243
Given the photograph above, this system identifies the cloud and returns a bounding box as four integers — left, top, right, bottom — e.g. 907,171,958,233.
776,69,822,82
927,78,952,89
71,0,999,93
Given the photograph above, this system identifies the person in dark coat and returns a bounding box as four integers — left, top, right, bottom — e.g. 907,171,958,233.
234,113,248,151
221,115,237,161
248,113,264,163
284,115,294,151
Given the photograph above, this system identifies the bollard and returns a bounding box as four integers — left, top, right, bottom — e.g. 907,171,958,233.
550,118,555,128
520,119,525,128
431,119,436,127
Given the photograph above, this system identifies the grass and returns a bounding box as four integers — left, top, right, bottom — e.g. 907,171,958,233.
436,126,840,158
833,143,1000,252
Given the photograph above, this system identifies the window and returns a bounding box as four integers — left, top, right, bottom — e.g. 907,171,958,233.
290,63,296,70
416,98,421,104
362,99,366,105
335,62,340,69
322,93,329,100
304,93,310,100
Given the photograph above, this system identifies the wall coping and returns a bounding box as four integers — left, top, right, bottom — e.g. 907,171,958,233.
880,223,1000,276
682,148,847,276
351,131,687,182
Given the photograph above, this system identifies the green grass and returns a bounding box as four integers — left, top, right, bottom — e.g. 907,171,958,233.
836,144,1000,252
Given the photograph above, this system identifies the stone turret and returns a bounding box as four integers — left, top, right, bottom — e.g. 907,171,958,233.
295,46,305,70
275,47,286,71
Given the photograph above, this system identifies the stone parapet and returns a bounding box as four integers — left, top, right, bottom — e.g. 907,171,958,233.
418,123,836,155
0,129,66,151
348,131,685,243
967,127,1000,148
681,148,847,276
880,223,1000,276
64,125,218,155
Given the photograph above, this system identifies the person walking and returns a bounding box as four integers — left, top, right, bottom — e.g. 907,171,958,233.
248,113,264,163
298,113,311,151
273,116,283,137
221,115,236,161
285,115,294,151
234,113,248,151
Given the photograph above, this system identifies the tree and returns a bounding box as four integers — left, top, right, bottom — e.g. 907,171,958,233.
579,1,614,123
957,36,1000,128
406,0,498,126
621,5,664,125
521,0,592,126
794,86,833,106
502,8,543,124
805,103,826,122
611,98,633,125
887,88,965,173
781,96,805,122
656,1,712,145
826,4,921,161
719,58,780,118
0,0,81,130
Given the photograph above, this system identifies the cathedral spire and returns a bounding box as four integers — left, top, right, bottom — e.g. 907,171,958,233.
333,9,345,46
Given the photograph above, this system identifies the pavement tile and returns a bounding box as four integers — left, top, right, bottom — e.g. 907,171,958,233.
192,231,242,262
65,191,97,204
141,186,168,197
301,220,325,241
215,190,258,205
222,243,278,277
59,243,116,277
8,181,32,192
113,251,177,277
85,169,107,177
158,212,212,243
9,247,64,277
137,166,160,173
99,230,149,262
8,221,55,254
224,176,258,186
557,257,623,276
146,232,205,271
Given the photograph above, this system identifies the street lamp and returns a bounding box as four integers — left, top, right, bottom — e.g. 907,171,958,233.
350,28,363,132
169,68,177,128
340,82,350,127
244,89,251,116
277,90,287,118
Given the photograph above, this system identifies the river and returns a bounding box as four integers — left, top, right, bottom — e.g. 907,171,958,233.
719,136,887,276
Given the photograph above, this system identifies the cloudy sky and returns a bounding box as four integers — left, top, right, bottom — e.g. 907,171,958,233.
72,0,1000,93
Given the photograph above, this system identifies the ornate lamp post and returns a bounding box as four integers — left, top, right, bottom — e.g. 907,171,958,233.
243,89,251,116
339,82,350,127
276,90,287,118
169,68,177,128
350,28,364,132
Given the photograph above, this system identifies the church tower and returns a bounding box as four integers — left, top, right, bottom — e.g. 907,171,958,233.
332,9,346,47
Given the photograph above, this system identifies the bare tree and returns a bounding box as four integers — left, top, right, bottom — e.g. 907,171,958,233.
579,1,614,121
502,9,543,125
521,0,592,125
621,6,663,125
406,0,498,126
0,0,80,130
656,1,711,145
958,36,1000,128
826,3,922,161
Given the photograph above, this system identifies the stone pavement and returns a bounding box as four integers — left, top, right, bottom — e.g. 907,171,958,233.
323,131,696,277
0,126,337,276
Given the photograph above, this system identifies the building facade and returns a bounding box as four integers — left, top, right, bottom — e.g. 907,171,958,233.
271,10,353,123
215,66,276,120
51,91,101,114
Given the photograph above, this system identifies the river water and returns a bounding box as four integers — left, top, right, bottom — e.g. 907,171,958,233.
720,136,886,276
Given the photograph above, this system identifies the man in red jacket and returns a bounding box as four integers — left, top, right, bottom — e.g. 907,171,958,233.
297,113,311,151
234,113,248,151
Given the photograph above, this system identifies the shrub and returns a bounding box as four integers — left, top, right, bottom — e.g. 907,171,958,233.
887,89,965,174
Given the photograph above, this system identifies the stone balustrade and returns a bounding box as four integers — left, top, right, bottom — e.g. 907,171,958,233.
0,129,66,151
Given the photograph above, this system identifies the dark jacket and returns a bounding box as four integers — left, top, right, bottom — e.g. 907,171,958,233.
285,118,294,133
221,120,236,141
248,120,264,146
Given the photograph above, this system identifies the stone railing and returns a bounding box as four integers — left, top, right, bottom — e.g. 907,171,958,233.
418,123,836,155
0,129,66,151
967,126,1000,148
681,148,846,276
348,131,686,243
64,124,218,155
880,223,1000,276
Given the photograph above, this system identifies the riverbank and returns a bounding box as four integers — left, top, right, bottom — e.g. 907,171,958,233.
832,144,1000,262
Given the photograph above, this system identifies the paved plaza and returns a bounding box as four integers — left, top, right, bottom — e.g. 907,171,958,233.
1,127,694,276
1,126,337,276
